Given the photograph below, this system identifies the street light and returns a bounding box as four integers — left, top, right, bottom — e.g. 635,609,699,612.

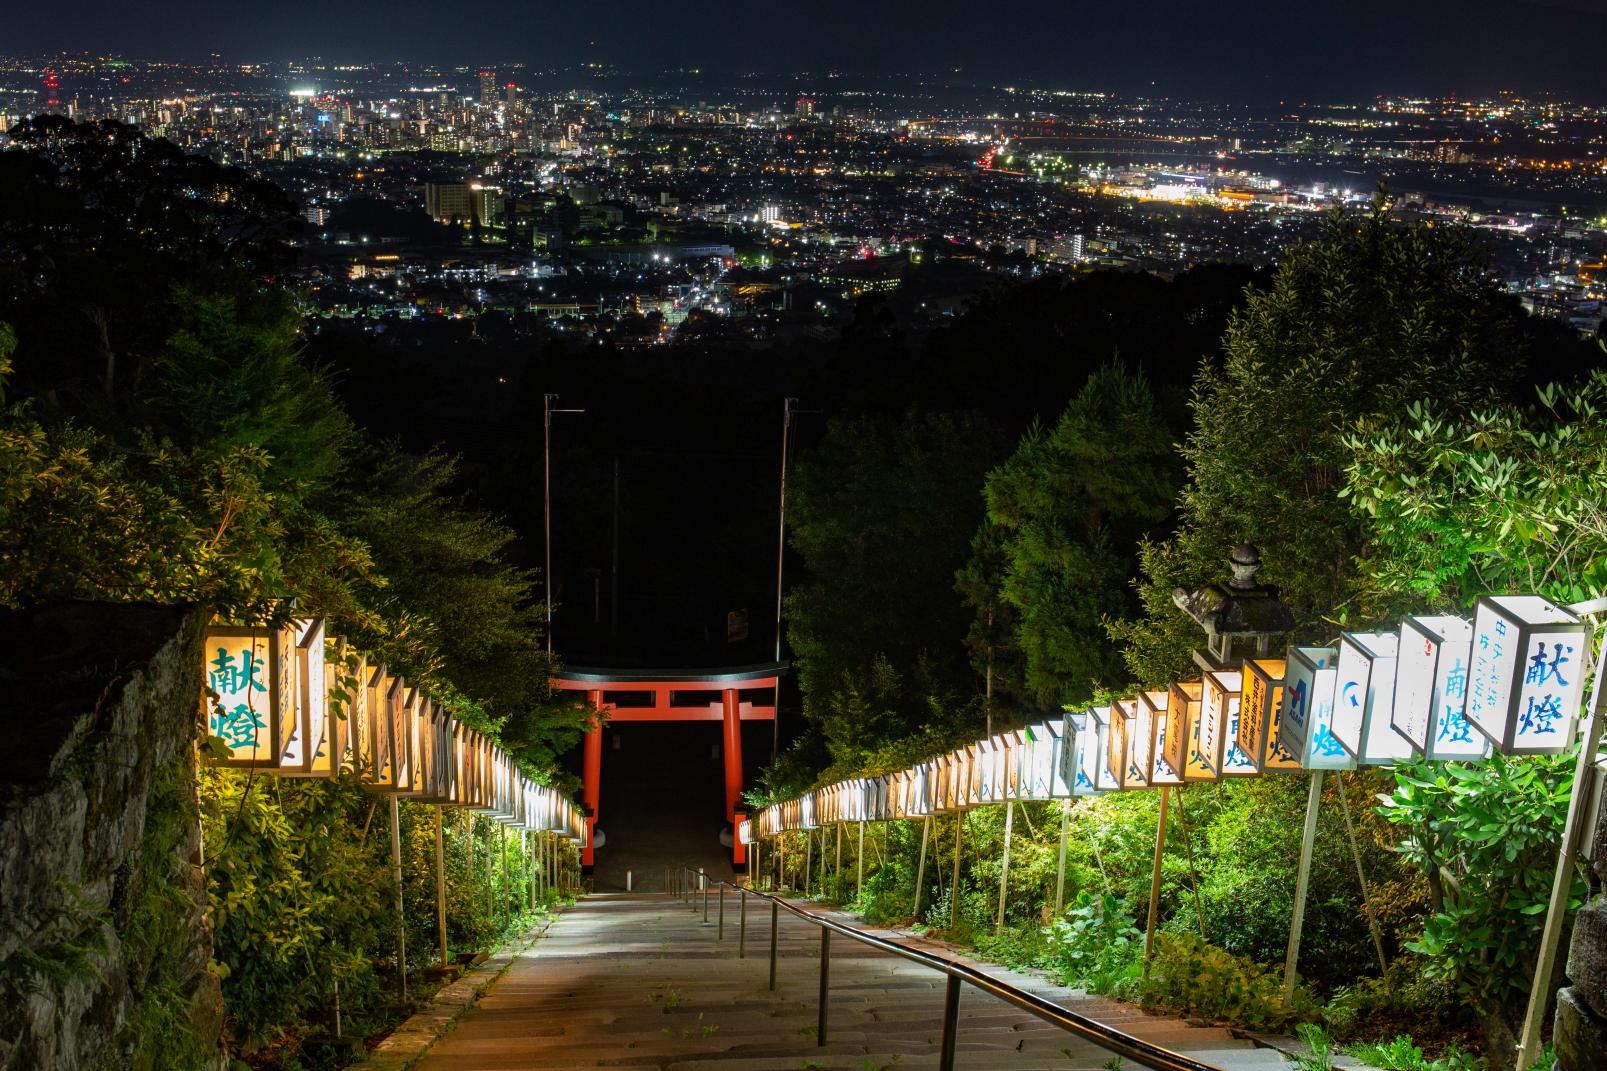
543,393,585,656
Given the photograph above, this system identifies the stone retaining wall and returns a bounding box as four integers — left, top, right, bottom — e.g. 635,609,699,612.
0,603,226,1071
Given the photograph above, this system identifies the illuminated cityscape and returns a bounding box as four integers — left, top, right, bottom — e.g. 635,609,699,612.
3,55,1602,341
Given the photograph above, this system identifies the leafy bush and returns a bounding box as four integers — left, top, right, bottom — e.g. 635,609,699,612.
1121,933,1312,1031
1044,892,1142,992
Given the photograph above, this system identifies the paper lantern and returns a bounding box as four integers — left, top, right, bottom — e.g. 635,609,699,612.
276,619,327,776
1045,718,1072,798
1238,658,1301,773
1018,723,1056,800
1105,698,1142,790
360,665,396,787
1138,689,1181,785
1392,615,1489,760
1333,632,1414,765
1204,669,1258,777
1003,730,1024,799
873,774,891,820
961,745,981,807
1064,711,1105,796
1278,647,1355,770
1164,680,1213,782
202,621,300,768
1087,707,1120,791
319,638,357,776
1466,595,1588,755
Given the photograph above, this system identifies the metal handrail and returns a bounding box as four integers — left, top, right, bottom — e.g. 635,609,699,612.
674,865,1229,1071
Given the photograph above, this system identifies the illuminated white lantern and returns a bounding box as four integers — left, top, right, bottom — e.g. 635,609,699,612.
1064,711,1104,795
1204,669,1258,777
1018,723,1055,799
1139,689,1181,785
1278,646,1354,769
202,620,300,768
1392,616,1489,760
1334,632,1414,765
874,774,892,819
1467,595,1588,755
1044,719,1072,798
1088,707,1121,790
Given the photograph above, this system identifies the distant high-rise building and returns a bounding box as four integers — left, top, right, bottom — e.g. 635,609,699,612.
426,181,473,223
504,83,519,107
794,97,816,117
479,71,496,107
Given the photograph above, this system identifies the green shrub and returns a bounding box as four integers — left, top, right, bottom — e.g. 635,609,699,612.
1044,892,1142,992
1120,932,1311,1031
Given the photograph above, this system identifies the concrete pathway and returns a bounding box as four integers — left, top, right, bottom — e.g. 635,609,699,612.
412,893,1293,1071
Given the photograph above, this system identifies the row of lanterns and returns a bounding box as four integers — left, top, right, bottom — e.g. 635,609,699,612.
747,594,1589,839
202,617,586,841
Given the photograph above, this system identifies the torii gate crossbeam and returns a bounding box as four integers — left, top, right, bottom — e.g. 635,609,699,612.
552,663,786,872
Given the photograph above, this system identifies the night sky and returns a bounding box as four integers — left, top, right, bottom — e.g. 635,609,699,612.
11,0,1607,101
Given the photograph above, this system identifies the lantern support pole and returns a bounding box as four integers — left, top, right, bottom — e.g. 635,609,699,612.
434,805,448,969
835,823,843,891
1517,614,1607,1071
856,820,866,895
779,836,787,891
1174,786,1207,939
389,796,407,1000
1282,770,1325,1006
1143,787,1170,975
913,816,931,920
1335,774,1387,975
949,815,964,931
804,829,813,897
1054,799,1071,916
501,825,511,928
995,800,1014,934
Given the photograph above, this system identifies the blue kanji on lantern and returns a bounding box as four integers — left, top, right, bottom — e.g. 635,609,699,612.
1525,642,1573,688
1519,694,1565,735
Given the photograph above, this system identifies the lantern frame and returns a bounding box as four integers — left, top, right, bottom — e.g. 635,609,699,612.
1466,595,1588,756
1392,615,1488,760
1138,689,1180,785
202,621,299,769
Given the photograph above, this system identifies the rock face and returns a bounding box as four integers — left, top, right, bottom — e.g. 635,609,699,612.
0,603,227,1071
1557,789,1607,1071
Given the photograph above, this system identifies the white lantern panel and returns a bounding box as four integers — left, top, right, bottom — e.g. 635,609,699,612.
1467,595,1587,755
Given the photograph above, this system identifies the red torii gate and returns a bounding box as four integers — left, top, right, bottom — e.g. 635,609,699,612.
551,663,785,872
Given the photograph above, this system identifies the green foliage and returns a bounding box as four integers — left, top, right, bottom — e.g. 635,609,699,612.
784,409,1004,765
1291,1024,1337,1071
199,769,563,1056
1044,891,1142,991
1343,370,1607,609
1374,756,1582,1024
1343,1035,1489,1071
976,365,1178,705
1117,206,1535,683
1123,932,1309,1031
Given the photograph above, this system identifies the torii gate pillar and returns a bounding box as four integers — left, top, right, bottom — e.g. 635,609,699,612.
722,688,746,866
583,689,603,869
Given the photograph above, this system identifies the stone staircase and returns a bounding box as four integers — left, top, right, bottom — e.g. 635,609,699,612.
412,893,1292,1071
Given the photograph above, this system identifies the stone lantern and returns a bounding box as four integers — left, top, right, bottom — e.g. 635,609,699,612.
1172,542,1296,671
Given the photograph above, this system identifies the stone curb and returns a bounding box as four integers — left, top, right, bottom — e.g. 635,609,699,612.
347,912,562,1071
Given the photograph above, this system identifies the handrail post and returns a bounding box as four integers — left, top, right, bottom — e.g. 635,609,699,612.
768,899,779,991
739,887,747,958
718,884,725,940
938,974,961,1071
817,927,831,1046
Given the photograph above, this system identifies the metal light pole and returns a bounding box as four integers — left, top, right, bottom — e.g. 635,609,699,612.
543,393,584,656
772,397,797,762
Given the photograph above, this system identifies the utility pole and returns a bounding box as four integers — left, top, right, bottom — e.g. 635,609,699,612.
772,397,797,762
610,458,621,638
543,393,584,656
